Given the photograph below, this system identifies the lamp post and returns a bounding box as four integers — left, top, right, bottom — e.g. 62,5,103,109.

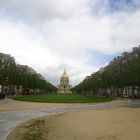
0,74,2,94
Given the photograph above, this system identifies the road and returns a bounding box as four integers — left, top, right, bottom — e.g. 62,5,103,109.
0,99,140,140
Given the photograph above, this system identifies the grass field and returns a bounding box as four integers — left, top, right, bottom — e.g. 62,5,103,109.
13,94,113,103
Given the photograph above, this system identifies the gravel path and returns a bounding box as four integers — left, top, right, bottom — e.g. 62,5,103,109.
0,99,140,140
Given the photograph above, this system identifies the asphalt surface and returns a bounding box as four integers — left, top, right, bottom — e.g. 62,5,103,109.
0,100,140,140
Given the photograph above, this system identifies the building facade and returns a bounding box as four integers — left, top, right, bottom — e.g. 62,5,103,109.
57,69,72,93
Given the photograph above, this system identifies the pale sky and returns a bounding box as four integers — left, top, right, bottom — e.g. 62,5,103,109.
0,0,140,85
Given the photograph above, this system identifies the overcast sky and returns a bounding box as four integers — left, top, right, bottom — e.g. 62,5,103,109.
0,0,140,86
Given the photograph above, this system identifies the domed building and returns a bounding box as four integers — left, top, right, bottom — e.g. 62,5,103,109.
57,69,72,93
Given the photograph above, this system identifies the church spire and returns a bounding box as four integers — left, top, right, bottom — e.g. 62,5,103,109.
64,68,66,74
62,68,68,78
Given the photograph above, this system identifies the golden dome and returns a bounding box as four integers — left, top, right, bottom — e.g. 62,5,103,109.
61,69,68,78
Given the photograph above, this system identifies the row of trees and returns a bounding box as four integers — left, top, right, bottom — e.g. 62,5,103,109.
14,69,57,94
0,52,57,95
72,48,140,98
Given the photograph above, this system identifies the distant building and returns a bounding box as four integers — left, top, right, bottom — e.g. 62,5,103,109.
133,47,140,53
57,69,72,93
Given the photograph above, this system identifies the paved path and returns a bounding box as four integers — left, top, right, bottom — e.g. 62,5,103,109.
0,100,140,140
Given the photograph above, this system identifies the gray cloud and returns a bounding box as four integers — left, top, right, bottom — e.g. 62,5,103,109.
0,0,140,85
0,0,91,23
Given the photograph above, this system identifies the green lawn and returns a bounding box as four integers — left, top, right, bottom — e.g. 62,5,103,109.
13,94,113,103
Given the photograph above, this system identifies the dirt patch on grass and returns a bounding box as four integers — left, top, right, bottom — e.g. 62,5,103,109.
6,117,50,140
6,107,140,140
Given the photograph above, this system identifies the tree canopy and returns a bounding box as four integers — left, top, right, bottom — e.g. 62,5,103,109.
72,47,140,94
